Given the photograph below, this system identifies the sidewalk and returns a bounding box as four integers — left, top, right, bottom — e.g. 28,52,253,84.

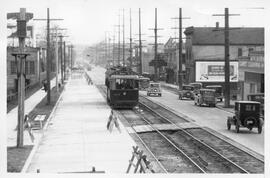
25,73,137,173
7,77,58,147
160,81,235,113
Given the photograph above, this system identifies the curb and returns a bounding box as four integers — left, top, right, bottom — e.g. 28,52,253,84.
21,81,68,173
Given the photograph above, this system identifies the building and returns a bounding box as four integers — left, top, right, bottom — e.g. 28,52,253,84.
7,46,46,96
184,24,264,99
238,51,264,100
164,37,186,84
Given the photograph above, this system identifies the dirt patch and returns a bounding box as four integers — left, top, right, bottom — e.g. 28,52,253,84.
7,85,64,172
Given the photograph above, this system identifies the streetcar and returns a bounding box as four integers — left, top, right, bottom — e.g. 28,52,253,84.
106,66,139,108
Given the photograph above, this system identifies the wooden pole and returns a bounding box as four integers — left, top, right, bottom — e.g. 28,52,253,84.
17,8,26,147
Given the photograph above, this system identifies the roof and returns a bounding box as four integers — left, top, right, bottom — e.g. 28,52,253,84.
184,27,264,45
110,75,139,79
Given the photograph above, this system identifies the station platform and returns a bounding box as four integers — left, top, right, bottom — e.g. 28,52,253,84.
7,77,58,147
25,72,137,173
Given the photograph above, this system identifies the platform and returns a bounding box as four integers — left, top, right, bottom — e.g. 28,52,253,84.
25,72,137,173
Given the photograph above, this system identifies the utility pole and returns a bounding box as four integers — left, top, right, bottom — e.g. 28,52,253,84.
34,8,63,104
70,45,73,69
51,27,66,92
148,8,163,81
55,28,59,92
58,35,68,84
10,8,32,147
122,9,125,66
129,8,133,68
118,12,121,66
63,41,66,80
213,8,240,108
138,8,142,75
112,27,116,66
172,8,190,90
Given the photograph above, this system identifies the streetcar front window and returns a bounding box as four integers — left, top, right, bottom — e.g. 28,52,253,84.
115,79,138,90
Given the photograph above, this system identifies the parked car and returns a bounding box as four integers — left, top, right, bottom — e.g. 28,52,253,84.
227,101,263,134
147,82,162,96
194,89,216,107
179,85,195,100
190,82,203,95
247,93,264,119
206,85,223,102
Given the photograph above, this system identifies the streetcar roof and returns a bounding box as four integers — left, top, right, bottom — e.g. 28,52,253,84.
110,75,139,79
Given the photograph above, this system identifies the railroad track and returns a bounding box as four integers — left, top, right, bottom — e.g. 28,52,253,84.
94,84,264,173
138,96,264,173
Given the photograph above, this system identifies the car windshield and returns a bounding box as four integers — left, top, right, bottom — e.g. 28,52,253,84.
150,83,160,88
183,86,193,90
190,83,202,89
202,91,214,96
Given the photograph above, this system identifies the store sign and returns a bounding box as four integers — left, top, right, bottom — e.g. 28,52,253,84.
195,61,238,82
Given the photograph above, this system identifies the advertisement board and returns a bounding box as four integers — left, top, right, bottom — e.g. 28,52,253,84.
195,61,238,82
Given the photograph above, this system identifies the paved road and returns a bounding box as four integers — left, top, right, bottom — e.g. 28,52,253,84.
140,89,264,156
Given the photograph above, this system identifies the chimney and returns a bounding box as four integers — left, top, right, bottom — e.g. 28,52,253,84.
216,22,219,28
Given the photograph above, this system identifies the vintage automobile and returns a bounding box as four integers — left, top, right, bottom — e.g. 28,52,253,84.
247,93,264,118
190,82,203,95
147,82,162,96
138,77,150,91
206,85,223,102
227,101,263,134
179,85,195,100
194,89,217,107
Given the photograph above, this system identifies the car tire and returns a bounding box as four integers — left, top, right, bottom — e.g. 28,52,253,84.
258,125,262,134
227,119,231,130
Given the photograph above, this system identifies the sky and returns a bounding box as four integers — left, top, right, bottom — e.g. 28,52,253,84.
0,0,268,46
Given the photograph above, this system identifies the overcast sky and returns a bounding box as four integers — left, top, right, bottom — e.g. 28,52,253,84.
1,0,268,46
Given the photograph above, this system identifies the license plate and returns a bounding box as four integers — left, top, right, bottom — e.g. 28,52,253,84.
247,121,253,124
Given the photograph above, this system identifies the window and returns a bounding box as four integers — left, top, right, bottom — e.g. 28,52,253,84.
10,61,16,74
238,48,242,57
250,83,255,94
25,61,35,75
29,61,35,74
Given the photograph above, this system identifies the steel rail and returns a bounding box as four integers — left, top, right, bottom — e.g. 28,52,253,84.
139,95,250,173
